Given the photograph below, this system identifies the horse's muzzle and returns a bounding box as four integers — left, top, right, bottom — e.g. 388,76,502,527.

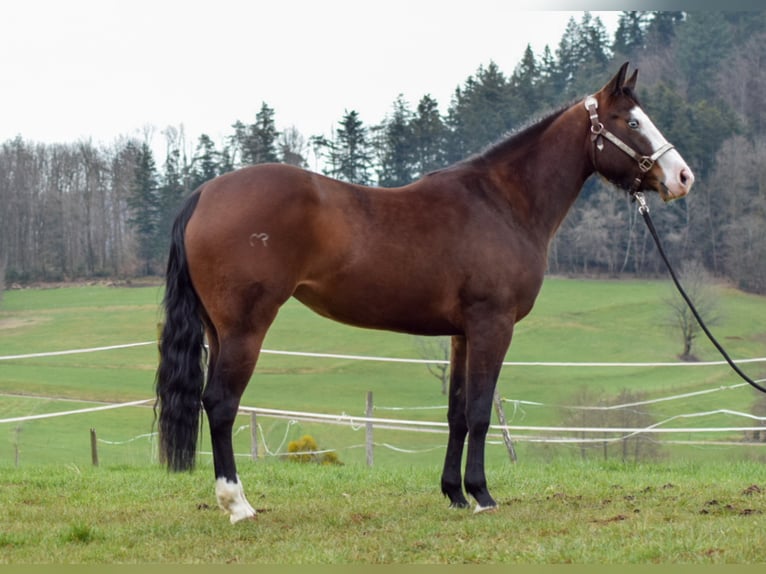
659,165,694,202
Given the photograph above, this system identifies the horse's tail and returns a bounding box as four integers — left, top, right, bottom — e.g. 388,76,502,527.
155,189,205,472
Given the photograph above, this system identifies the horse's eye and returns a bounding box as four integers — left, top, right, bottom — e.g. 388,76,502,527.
628,119,640,129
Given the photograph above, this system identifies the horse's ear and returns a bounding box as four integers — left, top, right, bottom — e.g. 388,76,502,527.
625,68,638,91
602,62,631,96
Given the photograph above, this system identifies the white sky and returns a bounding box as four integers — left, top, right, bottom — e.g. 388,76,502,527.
1,1,620,155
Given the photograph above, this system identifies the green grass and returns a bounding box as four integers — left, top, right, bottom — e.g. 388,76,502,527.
1,279,766,563
1,459,765,563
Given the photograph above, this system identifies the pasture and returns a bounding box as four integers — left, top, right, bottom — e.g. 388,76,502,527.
2,459,766,563
1,279,765,563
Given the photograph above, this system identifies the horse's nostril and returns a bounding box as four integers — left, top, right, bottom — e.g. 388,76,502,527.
680,168,693,187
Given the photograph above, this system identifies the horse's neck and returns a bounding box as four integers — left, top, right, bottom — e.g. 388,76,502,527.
488,105,593,243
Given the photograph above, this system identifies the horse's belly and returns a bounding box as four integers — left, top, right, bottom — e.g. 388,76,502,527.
292,282,461,336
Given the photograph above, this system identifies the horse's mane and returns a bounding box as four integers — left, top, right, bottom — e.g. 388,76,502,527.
476,85,641,165
428,86,641,176
475,105,570,164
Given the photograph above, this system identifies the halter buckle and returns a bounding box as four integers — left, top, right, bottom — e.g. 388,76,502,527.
638,157,654,172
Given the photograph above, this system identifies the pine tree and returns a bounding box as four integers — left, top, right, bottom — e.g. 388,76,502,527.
555,16,582,93
376,95,415,187
676,12,734,102
321,110,374,185
556,13,613,98
156,143,187,261
644,11,684,46
613,11,649,59
127,142,161,275
231,102,280,166
510,44,541,121
411,94,446,177
251,102,280,164
445,61,513,161
581,12,612,68
190,134,222,189
537,45,560,107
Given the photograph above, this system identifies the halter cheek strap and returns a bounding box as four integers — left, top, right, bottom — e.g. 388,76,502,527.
584,95,675,194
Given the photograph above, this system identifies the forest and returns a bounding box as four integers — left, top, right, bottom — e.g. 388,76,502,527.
1,11,765,294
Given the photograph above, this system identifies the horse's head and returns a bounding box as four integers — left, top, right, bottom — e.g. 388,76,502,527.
585,62,694,202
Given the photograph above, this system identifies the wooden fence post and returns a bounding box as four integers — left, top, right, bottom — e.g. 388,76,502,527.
250,412,259,461
493,391,517,463
156,322,163,359
14,426,21,467
90,428,99,467
365,391,374,467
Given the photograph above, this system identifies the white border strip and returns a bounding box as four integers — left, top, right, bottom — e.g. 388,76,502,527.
0,398,152,424
1,340,764,368
260,349,766,368
4,400,765,438
239,405,766,435
0,341,155,361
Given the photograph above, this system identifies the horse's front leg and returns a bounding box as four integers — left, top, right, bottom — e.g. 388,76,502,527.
441,335,470,508
463,321,513,512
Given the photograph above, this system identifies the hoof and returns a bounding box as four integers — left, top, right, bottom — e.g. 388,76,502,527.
216,476,257,525
229,508,258,524
473,502,498,514
449,500,471,510
230,509,257,524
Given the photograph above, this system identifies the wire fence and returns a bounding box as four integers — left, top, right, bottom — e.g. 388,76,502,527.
2,342,766,467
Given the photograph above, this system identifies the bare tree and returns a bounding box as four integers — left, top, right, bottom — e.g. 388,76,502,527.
412,336,450,395
664,259,721,361
717,32,766,136
561,387,661,462
280,126,308,167
413,335,517,459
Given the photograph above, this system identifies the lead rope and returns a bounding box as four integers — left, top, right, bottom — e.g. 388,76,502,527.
632,192,766,394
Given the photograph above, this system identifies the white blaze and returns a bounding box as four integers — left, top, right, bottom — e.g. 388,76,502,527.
631,106,694,199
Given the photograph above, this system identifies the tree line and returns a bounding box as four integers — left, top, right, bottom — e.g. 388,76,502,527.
1,12,765,294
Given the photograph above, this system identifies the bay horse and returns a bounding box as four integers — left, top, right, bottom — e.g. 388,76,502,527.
155,63,694,523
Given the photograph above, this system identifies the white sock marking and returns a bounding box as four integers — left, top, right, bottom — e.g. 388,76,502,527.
215,476,256,524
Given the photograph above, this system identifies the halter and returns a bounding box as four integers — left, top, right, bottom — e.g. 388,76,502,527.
584,95,675,194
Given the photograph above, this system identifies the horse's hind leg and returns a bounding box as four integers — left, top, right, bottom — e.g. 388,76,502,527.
202,309,276,523
441,335,470,508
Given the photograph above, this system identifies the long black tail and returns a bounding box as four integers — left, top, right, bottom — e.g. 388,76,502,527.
155,190,205,471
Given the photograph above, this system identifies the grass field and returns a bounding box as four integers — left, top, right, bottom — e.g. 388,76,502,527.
1,459,765,563
0,279,765,563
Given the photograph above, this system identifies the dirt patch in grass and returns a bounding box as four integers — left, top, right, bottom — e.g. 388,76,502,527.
0,316,50,331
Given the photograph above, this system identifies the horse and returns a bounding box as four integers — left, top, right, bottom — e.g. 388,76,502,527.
155,63,694,523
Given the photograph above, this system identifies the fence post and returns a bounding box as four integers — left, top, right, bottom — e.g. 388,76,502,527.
14,426,21,467
156,322,163,360
250,412,259,461
90,428,99,467
366,391,374,467
493,391,517,463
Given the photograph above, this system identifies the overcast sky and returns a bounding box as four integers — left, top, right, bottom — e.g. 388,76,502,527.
1,1,620,154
